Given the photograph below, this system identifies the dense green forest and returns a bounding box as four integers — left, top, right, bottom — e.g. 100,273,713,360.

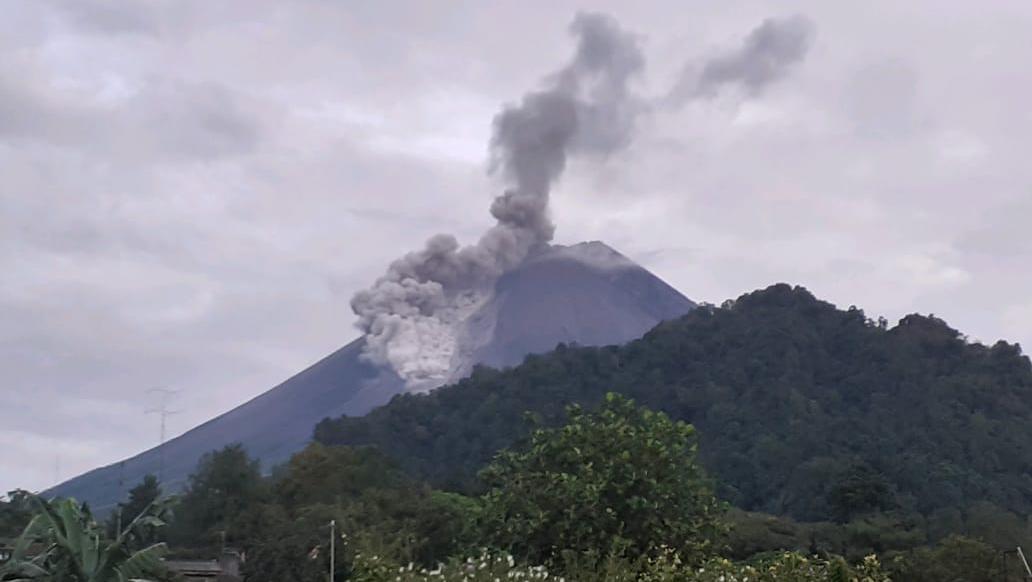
315,284,1032,546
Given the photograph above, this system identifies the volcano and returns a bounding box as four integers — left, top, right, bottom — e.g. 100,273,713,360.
45,241,694,512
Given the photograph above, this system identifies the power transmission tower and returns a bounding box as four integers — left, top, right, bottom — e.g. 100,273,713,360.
145,387,181,484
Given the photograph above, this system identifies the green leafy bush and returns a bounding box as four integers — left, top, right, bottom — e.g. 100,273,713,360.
479,393,724,565
0,494,173,582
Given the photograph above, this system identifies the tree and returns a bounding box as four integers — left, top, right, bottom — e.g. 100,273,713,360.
106,475,161,541
0,491,31,539
0,494,171,582
890,535,1001,582
479,393,725,565
236,503,344,582
121,476,161,524
337,488,480,567
273,444,406,510
239,444,481,582
169,444,266,549
826,463,894,523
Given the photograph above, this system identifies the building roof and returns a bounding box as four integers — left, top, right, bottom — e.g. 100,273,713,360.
165,559,223,574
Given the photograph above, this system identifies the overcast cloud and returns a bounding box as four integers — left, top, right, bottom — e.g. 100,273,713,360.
3,0,1032,494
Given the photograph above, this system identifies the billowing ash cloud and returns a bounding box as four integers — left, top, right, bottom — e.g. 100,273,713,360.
352,12,815,390
351,12,645,389
669,15,815,104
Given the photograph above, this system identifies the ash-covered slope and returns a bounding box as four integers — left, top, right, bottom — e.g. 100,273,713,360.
46,241,693,512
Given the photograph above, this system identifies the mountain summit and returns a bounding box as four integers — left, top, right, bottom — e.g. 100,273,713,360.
46,241,694,512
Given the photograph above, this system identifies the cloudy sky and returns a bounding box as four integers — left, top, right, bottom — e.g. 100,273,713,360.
3,0,1032,494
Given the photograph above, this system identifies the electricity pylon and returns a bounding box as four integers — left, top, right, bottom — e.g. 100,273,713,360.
145,387,180,484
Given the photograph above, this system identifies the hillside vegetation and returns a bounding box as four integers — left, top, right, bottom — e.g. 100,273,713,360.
316,284,1032,535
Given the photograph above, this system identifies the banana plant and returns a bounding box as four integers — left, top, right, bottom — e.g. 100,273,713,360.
0,494,172,582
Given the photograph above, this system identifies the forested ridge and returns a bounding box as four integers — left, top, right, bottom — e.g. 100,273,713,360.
316,283,1032,529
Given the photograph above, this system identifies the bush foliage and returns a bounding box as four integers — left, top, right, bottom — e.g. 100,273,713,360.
479,394,724,565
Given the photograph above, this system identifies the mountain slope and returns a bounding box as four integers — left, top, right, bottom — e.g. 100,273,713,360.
467,243,695,370
46,241,694,512
46,338,402,513
315,284,1032,523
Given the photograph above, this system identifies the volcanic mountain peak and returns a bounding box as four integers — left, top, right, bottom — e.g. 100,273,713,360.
45,240,693,513
526,240,638,269
458,241,693,373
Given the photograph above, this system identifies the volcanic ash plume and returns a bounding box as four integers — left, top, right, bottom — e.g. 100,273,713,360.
351,12,815,390
668,15,815,104
351,13,645,390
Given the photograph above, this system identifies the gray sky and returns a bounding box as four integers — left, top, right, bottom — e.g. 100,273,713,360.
3,0,1032,494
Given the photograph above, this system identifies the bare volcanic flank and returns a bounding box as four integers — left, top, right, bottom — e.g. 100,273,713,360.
45,241,693,512
465,242,694,371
